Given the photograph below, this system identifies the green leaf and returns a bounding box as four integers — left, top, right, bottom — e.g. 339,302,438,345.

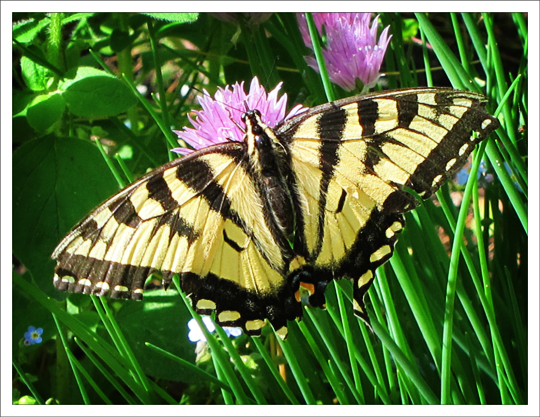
110,29,132,53
12,90,36,116
26,93,66,132
60,67,136,118
20,55,52,91
12,90,38,144
12,134,119,297
12,17,50,43
141,13,199,23
18,395,38,405
401,18,419,41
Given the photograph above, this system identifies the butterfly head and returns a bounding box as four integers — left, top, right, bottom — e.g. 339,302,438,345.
242,109,283,160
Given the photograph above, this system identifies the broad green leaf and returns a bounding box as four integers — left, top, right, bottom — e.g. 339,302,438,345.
60,67,136,118
21,55,52,92
12,134,119,297
26,93,66,132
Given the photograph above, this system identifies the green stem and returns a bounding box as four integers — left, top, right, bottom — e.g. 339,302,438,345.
305,13,334,102
147,18,172,138
117,13,139,135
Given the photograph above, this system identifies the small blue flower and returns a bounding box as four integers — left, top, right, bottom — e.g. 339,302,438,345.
24,326,43,346
188,317,242,343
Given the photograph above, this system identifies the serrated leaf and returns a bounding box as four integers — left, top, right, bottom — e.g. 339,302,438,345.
12,134,119,297
142,13,199,23
13,17,50,43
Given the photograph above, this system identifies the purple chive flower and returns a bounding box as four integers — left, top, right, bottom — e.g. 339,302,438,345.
23,326,43,346
173,77,307,155
297,13,392,92
188,317,242,343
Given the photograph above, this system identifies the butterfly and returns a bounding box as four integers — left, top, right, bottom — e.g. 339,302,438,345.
52,87,499,338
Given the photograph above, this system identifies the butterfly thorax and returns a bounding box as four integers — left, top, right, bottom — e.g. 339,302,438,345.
242,110,296,256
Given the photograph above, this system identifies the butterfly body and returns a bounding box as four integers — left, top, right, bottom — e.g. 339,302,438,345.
53,87,498,338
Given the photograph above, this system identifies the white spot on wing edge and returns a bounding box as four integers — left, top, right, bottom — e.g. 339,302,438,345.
95,281,110,291
431,174,443,188
353,299,363,313
482,118,494,130
459,143,469,156
446,158,458,171
78,278,92,287
385,221,403,238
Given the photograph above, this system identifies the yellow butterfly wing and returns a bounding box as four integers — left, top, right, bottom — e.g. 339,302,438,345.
277,88,498,319
53,143,300,336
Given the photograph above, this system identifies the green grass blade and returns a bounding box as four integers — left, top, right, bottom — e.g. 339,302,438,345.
297,319,352,404
370,317,438,404
66,343,114,405
145,341,233,395
213,323,268,404
52,314,90,404
12,359,44,405
74,338,138,404
174,277,251,404
275,330,317,404
92,297,153,401
415,13,472,89
14,274,152,402
305,12,335,101
251,337,300,404
335,285,364,402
